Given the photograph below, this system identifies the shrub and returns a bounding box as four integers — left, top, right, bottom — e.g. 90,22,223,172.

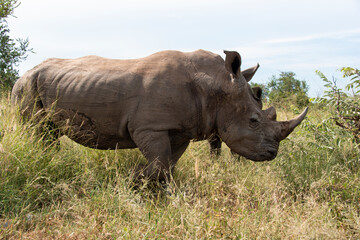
0,0,31,92
267,72,309,109
317,67,360,145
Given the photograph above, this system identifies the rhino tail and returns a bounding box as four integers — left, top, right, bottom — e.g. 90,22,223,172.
11,70,45,119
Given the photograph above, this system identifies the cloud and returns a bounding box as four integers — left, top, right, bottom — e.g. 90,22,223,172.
261,29,360,44
232,29,360,97
232,28,360,70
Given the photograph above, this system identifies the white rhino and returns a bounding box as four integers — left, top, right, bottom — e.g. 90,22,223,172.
12,50,308,181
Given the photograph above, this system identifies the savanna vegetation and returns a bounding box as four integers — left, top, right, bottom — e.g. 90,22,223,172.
1,76,360,239
250,71,310,109
1,1,360,239
0,0,31,92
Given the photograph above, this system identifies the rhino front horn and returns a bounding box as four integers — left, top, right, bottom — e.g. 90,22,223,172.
279,107,309,140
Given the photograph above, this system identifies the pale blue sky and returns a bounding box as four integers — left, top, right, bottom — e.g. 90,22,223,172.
8,0,360,97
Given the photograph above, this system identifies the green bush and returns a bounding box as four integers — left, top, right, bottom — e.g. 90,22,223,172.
267,72,310,109
317,67,360,145
0,0,31,92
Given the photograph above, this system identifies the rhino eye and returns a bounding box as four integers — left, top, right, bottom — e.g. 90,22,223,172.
250,118,259,123
249,116,260,128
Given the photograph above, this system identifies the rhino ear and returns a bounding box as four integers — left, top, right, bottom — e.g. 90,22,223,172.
252,86,262,100
224,50,241,78
242,63,260,82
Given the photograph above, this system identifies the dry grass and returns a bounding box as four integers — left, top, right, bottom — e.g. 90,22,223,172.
0,94,359,239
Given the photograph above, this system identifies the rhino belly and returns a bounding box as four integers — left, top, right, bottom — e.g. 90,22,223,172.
51,108,135,150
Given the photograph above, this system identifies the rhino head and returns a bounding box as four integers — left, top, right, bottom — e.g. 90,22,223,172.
216,51,308,161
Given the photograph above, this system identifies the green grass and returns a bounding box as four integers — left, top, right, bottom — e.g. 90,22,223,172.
1,93,360,239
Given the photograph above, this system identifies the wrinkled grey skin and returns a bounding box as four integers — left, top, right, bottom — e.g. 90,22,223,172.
11,50,308,181
209,86,263,157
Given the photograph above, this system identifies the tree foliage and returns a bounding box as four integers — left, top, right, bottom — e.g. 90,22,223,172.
267,72,309,108
0,0,31,91
317,68,360,145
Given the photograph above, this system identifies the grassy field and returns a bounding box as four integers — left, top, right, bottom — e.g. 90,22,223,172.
0,92,359,239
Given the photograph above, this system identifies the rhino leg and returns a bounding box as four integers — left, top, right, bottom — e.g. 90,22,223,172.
133,131,173,182
19,97,61,147
133,131,191,182
209,135,222,157
169,138,190,173
36,119,59,146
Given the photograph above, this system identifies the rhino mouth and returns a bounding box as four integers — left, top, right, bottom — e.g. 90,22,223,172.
259,147,278,161
237,145,278,162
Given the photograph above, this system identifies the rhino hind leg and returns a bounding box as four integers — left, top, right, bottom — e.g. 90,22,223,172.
40,120,62,147
20,96,61,147
12,76,61,147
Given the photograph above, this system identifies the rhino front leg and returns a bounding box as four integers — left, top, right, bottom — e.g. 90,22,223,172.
133,130,173,182
208,135,222,157
169,137,190,173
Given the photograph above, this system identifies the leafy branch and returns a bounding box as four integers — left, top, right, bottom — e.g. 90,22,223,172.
317,68,360,145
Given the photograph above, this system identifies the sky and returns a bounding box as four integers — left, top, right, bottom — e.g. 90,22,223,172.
7,0,360,97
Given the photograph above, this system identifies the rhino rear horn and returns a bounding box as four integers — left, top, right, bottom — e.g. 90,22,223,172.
264,106,277,121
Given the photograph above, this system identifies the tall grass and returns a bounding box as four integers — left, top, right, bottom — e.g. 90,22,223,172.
0,94,359,239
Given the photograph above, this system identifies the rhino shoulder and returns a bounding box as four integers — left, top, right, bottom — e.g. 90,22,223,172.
187,49,224,66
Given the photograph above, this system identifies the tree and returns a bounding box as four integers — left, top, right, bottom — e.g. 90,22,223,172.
0,0,31,91
267,72,309,108
317,67,360,145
